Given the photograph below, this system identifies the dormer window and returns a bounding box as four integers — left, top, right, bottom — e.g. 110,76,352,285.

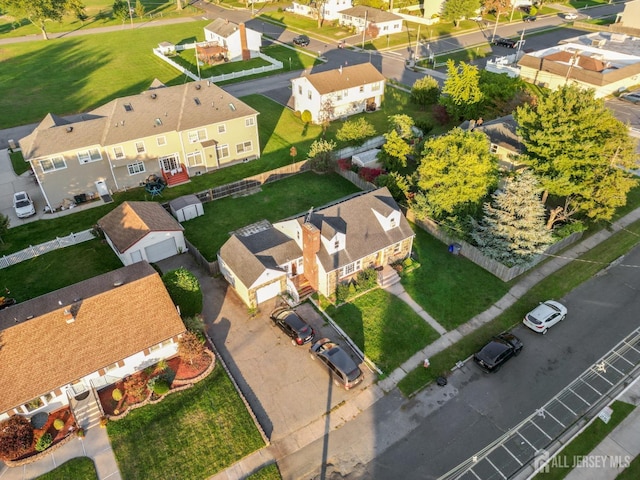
390,218,397,228
334,238,340,249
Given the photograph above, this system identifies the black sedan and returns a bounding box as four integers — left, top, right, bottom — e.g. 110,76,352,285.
293,34,310,47
270,307,315,345
473,332,523,372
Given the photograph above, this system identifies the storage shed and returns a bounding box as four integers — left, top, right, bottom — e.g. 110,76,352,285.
352,148,382,168
169,194,204,222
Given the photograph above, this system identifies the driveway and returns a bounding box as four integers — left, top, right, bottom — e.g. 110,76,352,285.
0,149,46,227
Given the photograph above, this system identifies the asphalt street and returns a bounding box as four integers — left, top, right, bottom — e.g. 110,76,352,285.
277,241,640,480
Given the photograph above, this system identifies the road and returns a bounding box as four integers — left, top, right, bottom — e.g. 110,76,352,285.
276,242,640,479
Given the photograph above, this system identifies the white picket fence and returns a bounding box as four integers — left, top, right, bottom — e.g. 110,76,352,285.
0,229,96,270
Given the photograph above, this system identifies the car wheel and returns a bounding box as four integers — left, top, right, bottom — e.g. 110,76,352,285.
515,347,523,356
542,328,548,335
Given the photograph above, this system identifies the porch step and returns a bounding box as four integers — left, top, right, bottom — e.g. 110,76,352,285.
167,171,190,187
297,285,315,300
378,265,401,288
73,395,102,430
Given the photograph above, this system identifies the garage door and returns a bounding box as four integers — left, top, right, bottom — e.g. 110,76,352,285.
144,237,178,263
255,281,281,304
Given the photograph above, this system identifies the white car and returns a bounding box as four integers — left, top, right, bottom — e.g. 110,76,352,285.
13,191,36,218
564,13,578,20
469,16,483,22
523,300,567,334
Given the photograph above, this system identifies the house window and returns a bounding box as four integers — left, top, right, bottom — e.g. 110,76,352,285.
298,85,302,95
218,124,226,134
339,260,361,278
127,161,146,175
40,156,66,173
186,151,203,166
157,136,167,146
490,143,498,154
217,144,230,159
359,86,364,93
393,242,402,254
135,141,146,154
308,90,312,100
371,82,381,91
161,339,173,348
113,146,125,159
390,218,397,228
236,141,253,154
383,25,388,31
334,238,340,249
188,129,207,143
23,397,44,413
77,148,101,164
245,117,255,127
149,343,162,352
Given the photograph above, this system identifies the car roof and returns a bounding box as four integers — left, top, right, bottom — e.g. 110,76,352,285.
13,191,28,199
281,311,307,331
322,345,358,372
529,302,561,320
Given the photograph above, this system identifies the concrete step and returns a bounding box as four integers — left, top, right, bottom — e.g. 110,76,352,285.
378,265,401,288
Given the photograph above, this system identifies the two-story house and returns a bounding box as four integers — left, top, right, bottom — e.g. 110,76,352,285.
0,262,185,423
291,0,353,22
203,19,262,62
19,80,260,213
290,62,386,124
339,6,403,36
218,187,415,308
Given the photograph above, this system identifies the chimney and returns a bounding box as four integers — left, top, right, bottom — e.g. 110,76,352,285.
64,307,75,324
239,23,250,61
302,222,321,291
339,65,343,74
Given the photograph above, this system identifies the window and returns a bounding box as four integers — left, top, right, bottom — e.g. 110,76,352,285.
157,136,167,146
77,148,101,164
113,146,125,159
371,82,381,91
23,397,44,412
359,86,364,93
218,124,226,134
339,260,361,278
105,362,119,373
217,144,230,159
298,85,302,95
245,117,255,127
135,141,145,154
188,129,207,143
490,143,498,154
149,343,162,352
236,141,253,154
40,156,66,173
390,218,397,228
308,90,312,100
127,161,146,175
186,151,203,167
393,242,402,254
334,238,340,249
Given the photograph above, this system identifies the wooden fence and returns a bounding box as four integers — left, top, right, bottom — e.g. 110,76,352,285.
0,229,96,270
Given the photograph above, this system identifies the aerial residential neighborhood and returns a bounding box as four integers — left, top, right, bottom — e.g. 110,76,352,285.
1,0,640,479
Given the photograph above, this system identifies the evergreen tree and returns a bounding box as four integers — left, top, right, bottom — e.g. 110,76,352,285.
515,84,638,221
471,170,552,266
440,60,484,121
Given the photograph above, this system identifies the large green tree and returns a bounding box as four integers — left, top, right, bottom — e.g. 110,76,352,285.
381,129,412,170
415,127,499,219
0,0,85,39
471,170,552,265
440,60,484,121
515,84,638,221
442,0,481,27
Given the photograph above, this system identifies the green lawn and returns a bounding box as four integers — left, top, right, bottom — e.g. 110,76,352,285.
107,364,265,480
533,401,636,480
9,150,30,176
36,457,98,480
0,21,209,129
325,288,441,374
401,224,509,330
0,240,122,302
398,215,640,396
182,171,361,260
618,453,640,479
247,463,282,480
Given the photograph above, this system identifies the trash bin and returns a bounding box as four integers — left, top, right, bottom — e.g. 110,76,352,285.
448,243,461,255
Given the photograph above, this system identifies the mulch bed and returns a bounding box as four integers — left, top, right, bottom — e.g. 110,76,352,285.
13,407,77,461
97,353,212,416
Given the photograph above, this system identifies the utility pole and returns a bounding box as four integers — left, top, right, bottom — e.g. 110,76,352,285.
126,0,133,28
491,9,501,42
361,9,367,49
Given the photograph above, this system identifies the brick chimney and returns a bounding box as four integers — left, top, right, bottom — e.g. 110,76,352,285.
239,23,250,61
302,222,321,291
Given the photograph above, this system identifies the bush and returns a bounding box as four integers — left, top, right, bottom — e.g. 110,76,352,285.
162,268,203,317
553,220,587,239
432,104,451,125
336,117,376,145
337,158,352,171
148,376,171,396
356,268,378,290
359,167,384,183
111,388,123,402
0,416,34,461
35,433,52,452
336,283,350,303
53,419,65,431
301,110,312,123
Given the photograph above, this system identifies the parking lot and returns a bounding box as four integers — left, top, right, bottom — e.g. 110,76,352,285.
208,285,375,443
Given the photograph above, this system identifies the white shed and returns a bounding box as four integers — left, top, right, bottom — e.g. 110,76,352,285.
352,148,382,168
169,194,204,222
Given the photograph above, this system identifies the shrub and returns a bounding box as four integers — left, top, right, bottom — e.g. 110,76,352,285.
53,419,64,431
111,388,122,402
35,433,52,452
178,331,206,365
149,377,171,396
0,416,34,461
337,158,352,171
553,220,587,239
76,428,85,438
411,76,441,107
124,374,149,403
356,268,378,290
359,167,384,183
301,110,312,123
336,117,376,145
432,104,451,125
162,268,203,317
336,283,350,303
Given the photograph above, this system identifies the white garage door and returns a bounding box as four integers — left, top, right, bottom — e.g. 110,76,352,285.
255,281,281,304
144,237,178,263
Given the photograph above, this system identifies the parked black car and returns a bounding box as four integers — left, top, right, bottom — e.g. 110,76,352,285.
473,333,523,372
309,338,364,390
293,34,310,47
523,15,537,22
270,307,315,345
493,37,517,48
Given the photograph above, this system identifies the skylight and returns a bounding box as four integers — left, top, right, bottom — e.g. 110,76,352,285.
124,103,133,112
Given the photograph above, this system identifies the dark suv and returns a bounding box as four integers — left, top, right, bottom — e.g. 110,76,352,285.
310,338,364,390
293,34,310,47
493,37,516,48
270,307,315,346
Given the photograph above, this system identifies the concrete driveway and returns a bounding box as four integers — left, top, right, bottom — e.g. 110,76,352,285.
0,149,46,228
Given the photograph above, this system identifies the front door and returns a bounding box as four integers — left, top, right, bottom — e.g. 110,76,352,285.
95,180,109,197
159,154,179,173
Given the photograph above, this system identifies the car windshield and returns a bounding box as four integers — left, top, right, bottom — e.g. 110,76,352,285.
15,200,31,208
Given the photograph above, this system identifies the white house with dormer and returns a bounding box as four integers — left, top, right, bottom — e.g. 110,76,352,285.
203,19,262,62
290,63,386,124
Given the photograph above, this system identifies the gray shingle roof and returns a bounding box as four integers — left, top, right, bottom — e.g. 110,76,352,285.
340,6,402,23
205,18,241,38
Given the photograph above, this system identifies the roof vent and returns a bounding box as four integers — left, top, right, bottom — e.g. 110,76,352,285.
195,84,201,90
124,103,133,112
151,93,157,99
66,126,73,133
229,103,236,111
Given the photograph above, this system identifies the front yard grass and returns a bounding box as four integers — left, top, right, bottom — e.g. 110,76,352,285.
398,216,640,396
182,171,361,260
325,288,441,374
35,457,98,480
533,400,636,480
0,239,122,302
9,150,30,176
107,363,265,480
401,224,509,331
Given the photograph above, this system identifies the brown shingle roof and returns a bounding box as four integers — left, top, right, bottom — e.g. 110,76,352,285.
0,262,185,414
545,51,607,72
205,18,241,38
98,201,184,253
303,62,385,95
